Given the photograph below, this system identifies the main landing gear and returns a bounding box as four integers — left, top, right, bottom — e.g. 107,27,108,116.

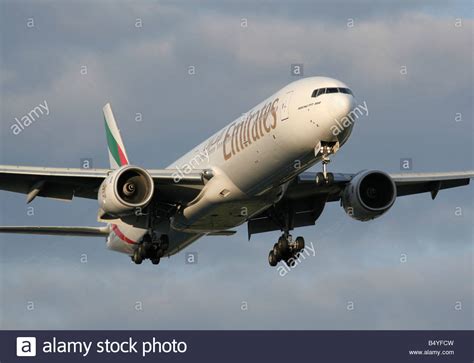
132,234,169,265
268,233,305,267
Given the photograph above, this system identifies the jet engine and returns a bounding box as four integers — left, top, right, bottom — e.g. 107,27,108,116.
341,170,396,221
98,165,154,216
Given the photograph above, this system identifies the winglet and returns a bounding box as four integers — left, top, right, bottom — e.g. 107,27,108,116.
103,103,130,169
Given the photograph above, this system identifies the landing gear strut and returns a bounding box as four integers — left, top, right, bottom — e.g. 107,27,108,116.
131,233,170,265
315,141,339,186
268,233,306,267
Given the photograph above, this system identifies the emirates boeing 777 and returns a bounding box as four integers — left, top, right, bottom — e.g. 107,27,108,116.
0,77,472,267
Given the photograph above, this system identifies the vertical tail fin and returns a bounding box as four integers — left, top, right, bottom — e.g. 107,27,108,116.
103,103,130,169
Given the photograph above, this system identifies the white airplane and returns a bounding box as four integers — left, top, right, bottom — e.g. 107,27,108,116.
0,76,472,267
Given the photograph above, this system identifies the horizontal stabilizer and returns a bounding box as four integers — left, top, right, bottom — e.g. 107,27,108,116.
0,226,110,237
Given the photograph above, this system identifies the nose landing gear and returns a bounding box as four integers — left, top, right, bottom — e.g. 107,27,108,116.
268,233,305,267
315,141,339,186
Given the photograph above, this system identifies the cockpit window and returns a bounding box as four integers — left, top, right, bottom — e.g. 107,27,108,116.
311,88,325,97
312,87,353,98
339,87,353,95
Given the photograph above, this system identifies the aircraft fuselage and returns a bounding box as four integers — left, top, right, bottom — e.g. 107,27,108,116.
106,76,358,256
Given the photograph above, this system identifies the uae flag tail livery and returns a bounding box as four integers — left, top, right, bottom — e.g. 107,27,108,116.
103,103,129,169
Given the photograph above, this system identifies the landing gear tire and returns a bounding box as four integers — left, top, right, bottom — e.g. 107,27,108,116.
272,244,282,261
316,172,334,185
294,236,305,251
138,244,146,258
277,235,289,252
268,250,278,267
326,172,334,184
316,172,325,186
151,257,160,265
142,241,152,255
268,234,294,267
133,249,143,264
157,248,165,258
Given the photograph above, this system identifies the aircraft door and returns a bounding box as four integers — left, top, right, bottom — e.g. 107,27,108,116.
280,91,293,121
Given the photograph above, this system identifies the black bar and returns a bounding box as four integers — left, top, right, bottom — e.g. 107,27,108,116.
1,330,472,362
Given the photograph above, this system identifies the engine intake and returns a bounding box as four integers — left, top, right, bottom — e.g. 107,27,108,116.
341,170,396,221
98,165,154,216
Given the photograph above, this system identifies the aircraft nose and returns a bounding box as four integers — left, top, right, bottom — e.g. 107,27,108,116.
328,94,357,143
330,94,356,120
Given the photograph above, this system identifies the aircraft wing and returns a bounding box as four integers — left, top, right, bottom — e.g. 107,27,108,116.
0,225,110,237
0,165,208,203
284,170,474,200
247,170,473,237
388,171,474,198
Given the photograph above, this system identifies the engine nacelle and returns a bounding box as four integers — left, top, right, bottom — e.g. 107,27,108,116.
98,165,154,216
341,170,396,221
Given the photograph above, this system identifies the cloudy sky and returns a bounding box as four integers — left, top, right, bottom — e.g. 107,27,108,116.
0,0,472,329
